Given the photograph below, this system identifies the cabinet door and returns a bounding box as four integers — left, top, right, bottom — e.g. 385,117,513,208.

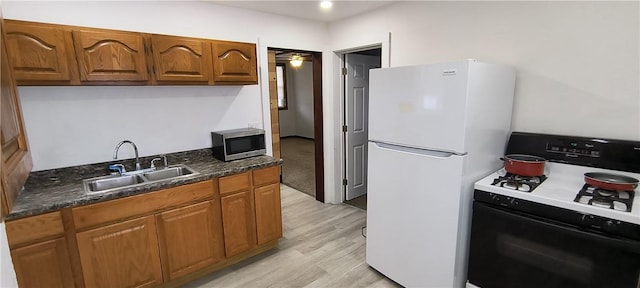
151,35,212,83
254,183,283,245
1,24,32,218
11,238,74,288
220,190,257,257
73,30,148,82
76,216,163,288
156,201,224,280
4,20,75,82
211,40,257,84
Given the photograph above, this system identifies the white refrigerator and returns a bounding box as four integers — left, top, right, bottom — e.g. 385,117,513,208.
366,60,516,288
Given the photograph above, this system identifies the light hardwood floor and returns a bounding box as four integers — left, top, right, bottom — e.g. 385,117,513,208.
183,185,401,288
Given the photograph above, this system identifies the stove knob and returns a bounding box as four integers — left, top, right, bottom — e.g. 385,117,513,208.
605,220,615,228
510,198,518,206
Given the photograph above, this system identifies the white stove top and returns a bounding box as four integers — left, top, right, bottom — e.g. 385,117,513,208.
475,162,640,225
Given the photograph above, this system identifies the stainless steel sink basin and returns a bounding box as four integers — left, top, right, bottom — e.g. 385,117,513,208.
142,165,196,181
82,164,199,194
84,174,145,193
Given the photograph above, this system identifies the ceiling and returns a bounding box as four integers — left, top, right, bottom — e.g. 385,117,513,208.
206,1,396,23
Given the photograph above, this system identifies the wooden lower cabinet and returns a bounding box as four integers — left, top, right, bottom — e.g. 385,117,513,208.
220,189,257,257
10,238,74,288
76,216,163,288
254,183,283,245
6,167,282,287
156,200,224,281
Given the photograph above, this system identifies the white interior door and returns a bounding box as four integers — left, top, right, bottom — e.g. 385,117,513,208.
345,53,380,201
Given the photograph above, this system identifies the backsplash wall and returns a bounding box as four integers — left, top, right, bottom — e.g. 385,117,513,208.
19,86,262,171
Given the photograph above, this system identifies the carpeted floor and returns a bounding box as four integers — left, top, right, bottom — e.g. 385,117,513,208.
280,136,368,210
281,137,315,197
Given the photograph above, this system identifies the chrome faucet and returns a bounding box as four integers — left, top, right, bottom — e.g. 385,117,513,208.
113,140,141,171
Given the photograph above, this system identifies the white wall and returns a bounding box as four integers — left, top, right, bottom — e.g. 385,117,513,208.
3,1,329,171
0,222,17,287
325,1,639,203
290,63,315,138
330,1,640,141
19,86,261,170
278,64,298,137
279,63,314,138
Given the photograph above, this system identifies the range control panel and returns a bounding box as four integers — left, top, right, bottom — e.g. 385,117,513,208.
505,132,640,173
546,139,601,158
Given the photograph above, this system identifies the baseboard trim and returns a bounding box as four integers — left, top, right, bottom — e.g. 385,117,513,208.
281,135,314,141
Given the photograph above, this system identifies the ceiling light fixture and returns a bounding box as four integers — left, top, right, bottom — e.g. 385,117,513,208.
320,1,333,10
290,54,303,67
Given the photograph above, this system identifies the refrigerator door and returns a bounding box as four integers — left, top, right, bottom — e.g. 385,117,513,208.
369,62,470,154
366,141,466,288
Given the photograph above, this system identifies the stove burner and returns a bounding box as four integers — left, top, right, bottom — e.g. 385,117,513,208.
573,184,634,212
491,173,547,192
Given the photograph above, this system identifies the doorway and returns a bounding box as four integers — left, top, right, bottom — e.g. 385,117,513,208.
342,48,381,210
268,48,324,202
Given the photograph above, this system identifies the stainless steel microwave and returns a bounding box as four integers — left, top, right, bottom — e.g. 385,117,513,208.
212,128,266,161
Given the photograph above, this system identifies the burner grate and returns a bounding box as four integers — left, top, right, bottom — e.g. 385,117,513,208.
491,173,547,192
573,184,634,212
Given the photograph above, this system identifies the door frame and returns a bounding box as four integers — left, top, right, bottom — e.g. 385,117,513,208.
267,47,324,202
338,46,382,202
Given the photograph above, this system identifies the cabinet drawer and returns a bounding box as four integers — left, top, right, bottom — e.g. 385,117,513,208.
252,165,280,187
5,211,64,248
219,172,250,195
72,180,215,230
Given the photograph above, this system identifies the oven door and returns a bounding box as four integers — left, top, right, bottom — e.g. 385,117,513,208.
468,201,640,288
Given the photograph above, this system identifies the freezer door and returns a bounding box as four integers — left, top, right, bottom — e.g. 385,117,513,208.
369,62,470,153
366,141,466,288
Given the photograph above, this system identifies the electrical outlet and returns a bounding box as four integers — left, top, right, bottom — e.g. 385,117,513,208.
248,122,260,129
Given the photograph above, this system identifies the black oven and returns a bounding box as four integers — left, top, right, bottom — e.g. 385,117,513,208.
468,197,640,288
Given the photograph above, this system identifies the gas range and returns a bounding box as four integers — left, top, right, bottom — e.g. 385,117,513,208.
475,161,640,225
468,132,640,288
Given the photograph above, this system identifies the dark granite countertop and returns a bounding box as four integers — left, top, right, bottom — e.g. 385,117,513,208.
7,148,282,220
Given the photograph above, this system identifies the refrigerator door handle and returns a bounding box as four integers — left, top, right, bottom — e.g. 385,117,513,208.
372,141,465,158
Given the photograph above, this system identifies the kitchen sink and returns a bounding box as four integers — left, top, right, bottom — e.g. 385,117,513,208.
142,165,196,181
82,164,199,194
84,174,146,193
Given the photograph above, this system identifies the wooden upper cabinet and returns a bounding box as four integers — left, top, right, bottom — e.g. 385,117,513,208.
1,22,33,219
211,40,258,84
150,34,213,84
73,29,149,82
76,216,163,288
1,20,259,86
4,20,77,84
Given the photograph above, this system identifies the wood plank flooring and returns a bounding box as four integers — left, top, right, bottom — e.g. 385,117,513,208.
183,185,401,288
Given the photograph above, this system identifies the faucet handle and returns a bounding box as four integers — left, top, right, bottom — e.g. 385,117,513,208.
150,158,162,169
161,154,168,168
109,164,126,175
